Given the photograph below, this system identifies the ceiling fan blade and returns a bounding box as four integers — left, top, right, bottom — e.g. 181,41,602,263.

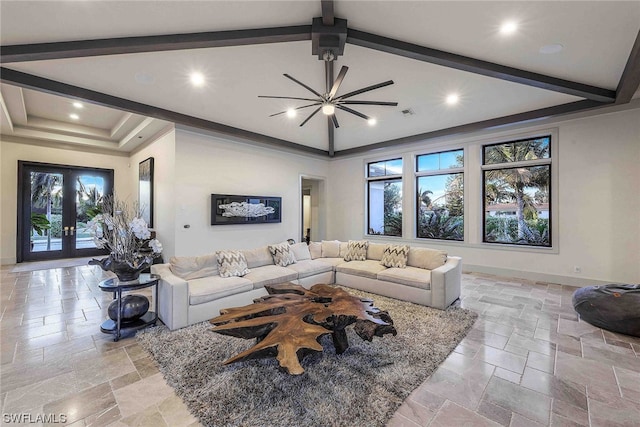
299,106,322,127
336,105,370,120
268,103,322,117
338,100,398,106
283,74,324,98
328,66,349,100
331,114,340,129
258,95,319,102
335,80,394,101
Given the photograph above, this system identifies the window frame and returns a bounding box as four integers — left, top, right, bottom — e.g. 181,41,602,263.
415,148,465,241
366,157,404,237
481,135,553,248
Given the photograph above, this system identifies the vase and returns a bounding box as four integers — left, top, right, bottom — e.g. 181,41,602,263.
108,294,150,322
89,257,150,282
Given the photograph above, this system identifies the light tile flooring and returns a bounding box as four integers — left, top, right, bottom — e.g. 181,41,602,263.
1,263,638,426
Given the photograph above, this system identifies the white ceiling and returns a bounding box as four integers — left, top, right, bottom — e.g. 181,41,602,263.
1,1,639,155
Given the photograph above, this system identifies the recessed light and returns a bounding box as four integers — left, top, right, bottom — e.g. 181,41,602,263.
539,43,564,54
72,102,83,109
500,21,518,35
367,118,377,126
69,113,79,120
190,72,205,87
286,109,297,118
445,93,459,105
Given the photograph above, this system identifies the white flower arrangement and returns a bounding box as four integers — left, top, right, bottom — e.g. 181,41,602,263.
85,196,162,268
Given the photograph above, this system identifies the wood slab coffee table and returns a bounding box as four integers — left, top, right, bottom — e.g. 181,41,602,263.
209,282,397,375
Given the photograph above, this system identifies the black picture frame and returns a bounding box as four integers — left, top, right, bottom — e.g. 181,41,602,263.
211,194,281,225
139,157,154,228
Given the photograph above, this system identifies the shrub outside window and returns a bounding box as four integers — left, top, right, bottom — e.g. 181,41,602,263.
416,149,464,241
483,136,551,247
367,158,403,237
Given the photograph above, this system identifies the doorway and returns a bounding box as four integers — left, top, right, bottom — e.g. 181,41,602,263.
300,177,326,243
17,161,114,262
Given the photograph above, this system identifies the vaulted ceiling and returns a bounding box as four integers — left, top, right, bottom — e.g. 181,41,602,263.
1,1,639,157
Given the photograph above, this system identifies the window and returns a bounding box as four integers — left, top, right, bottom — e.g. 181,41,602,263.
482,136,551,247
367,158,403,236
416,149,464,240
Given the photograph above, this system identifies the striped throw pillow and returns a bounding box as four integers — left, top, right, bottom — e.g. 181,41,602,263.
216,250,250,277
343,240,369,261
268,242,297,267
380,244,410,268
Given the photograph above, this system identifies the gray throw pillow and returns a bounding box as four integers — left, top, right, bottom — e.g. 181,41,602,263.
343,240,369,261
268,242,297,267
216,250,250,278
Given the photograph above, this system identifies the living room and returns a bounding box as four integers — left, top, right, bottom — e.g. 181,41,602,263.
1,1,639,426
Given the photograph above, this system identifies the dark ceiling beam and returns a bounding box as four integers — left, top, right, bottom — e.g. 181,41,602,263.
321,0,335,26
346,29,616,103
335,99,606,157
615,30,640,104
0,25,312,63
0,67,328,157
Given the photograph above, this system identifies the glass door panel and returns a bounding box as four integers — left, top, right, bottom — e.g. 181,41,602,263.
75,173,106,250
29,171,64,255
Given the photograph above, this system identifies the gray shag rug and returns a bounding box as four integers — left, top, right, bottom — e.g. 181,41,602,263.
137,288,477,427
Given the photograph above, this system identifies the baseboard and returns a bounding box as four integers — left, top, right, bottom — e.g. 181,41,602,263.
463,264,614,288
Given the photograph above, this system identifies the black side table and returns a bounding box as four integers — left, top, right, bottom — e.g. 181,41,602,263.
98,273,160,341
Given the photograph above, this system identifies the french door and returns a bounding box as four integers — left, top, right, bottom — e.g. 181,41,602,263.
17,161,114,262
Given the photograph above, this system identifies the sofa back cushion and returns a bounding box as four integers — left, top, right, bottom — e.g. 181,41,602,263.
216,250,250,278
268,242,297,267
321,240,341,258
290,242,311,261
169,253,219,280
339,241,348,258
407,247,447,270
343,240,369,261
241,246,274,268
309,241,322,259
367,243,387,261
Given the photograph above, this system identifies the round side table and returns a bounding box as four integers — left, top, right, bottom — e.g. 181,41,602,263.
98,273,160,341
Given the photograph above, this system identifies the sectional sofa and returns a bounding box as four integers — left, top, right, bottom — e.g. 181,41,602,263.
151,240,462,330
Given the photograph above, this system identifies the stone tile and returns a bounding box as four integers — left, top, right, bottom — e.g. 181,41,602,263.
613,366,640,402
110,371,143,391
550,413,586,427
430,400,502,427
494,367,521,384
113,373,174,418
475,345,527,374
581,342,640,371
483,376,551,425
73,347,137,387
555,351,620,400
520,367,587,409
386,413,420,427
3,371,79,414
507,334,556,356
421,359,494,410
43,382,117,425
588,393,640,427
552,399,588,427
478,398,512,426
557,318,600,339
120,404,169,427
526,351,554,374
396,397,437,426
157,394,199,427
132,357,159,379
466,328,510,350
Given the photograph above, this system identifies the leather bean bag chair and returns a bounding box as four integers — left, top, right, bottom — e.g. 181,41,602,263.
572,284,640,337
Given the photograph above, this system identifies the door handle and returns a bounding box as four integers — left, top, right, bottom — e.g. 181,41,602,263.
64,226,69,236
70,226,75,236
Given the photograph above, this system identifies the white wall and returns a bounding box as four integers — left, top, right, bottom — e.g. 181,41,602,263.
170,130,329,256
0,139,130,264
128,129,177,261
327,108,640,285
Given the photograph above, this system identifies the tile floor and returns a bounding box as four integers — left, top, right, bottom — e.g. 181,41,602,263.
1,263,638,426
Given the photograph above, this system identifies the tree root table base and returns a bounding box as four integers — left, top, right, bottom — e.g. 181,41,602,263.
209,282,397,375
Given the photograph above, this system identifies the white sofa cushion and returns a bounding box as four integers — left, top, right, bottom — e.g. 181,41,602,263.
318,257,346,267
407,247,447,270
343,240,369,261
169,253,218,280
380,244,410,268
242,246,274,268
377,267,432,290
366,243,387,261
309,242,322,259
290,242,311,261
335,260,387,279
216,250,250,278
286,259,333,279
243,265,298,289
321,240,341,258
188,275,253,305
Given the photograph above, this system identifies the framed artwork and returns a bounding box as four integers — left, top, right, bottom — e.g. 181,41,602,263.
211,194,281,225
138,157,154,228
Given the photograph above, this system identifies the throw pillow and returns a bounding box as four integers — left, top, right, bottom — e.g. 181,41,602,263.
215,250,250,278
290,242,312,261
343,240,369,261
268,242,297,267
407,247,447,270
169,253,218,280
309,242,322,259
380,244,410,268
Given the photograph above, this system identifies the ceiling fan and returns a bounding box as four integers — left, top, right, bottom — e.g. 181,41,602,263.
259,51,398,128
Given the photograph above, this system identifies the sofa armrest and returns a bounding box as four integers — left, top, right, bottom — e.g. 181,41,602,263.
151,263,189,330
430,256,462,309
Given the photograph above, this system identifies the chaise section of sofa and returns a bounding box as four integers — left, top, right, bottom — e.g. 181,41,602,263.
152,240,462,330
